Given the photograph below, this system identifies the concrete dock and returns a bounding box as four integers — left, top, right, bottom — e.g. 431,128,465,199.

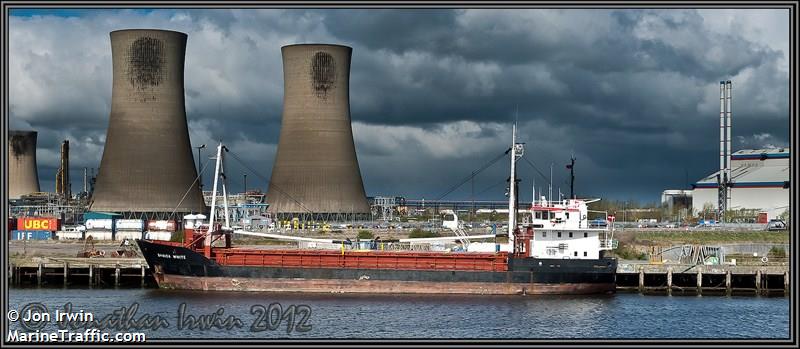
10,257,150,288
616,262,789,296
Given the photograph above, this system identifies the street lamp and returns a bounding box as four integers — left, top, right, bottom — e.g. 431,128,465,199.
195,144,206,191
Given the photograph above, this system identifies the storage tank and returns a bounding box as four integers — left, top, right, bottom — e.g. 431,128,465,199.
90,29,205,214
267,44,369,217
8,130,40,199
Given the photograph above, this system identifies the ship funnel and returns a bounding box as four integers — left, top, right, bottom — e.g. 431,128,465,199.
90,29,205,215
8,130,40,199
266,44,369,218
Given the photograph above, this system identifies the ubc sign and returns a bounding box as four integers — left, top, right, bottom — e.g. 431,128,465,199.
17,217,58,231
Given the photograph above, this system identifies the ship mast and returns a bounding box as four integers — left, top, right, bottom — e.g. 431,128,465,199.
206,143,224,248
507,121,524,244
206,143,232,241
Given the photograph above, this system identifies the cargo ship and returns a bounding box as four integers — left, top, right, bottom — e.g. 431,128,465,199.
136,125,618,295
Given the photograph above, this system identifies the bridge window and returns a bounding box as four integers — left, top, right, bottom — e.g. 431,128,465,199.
542,232,547,237
569,232,573,238
584,251,587,257
584,233,588,238
557,232,562,238
574,251,578,257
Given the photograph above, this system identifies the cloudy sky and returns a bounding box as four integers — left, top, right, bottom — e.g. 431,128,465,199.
8,8,790,203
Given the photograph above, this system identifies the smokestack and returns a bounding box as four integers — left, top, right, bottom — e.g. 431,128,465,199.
267,44,369,217
90,29,205,214
56,140,70,198
719,81,725,181
725,80,732,207
718,81,727,219
8,130,40,199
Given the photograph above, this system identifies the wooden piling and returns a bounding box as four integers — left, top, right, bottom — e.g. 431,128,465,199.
10,264,14,285
88,264,94,286
785,271,789,294
696,270,702,295
63,262,69,286
140,265,146,288
666,268,672,295
114,264,121,287
37,263,43,286
755,270,761,295
725,270,732,296
638,267,644,293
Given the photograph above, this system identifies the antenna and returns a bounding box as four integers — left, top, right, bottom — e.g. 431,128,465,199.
567,153,576,199
549,163,553,205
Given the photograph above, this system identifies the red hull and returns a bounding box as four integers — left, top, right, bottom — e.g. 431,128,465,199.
158,274,616,295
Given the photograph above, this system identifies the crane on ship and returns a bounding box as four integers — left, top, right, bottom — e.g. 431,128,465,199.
192,142,499,250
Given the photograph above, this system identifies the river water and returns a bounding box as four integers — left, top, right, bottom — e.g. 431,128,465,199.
7,287,790,340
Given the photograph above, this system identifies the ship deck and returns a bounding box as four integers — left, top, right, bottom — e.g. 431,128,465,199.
212,247,510,271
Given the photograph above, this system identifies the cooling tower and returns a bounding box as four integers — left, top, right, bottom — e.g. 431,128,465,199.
90,29,205,214
267,44,369,216
8,131,40,199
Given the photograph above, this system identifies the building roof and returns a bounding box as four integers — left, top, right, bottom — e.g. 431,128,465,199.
694,165,789,188
84,211,124,220
732,148,790,160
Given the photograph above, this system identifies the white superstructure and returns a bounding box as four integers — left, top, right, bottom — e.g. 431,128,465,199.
521,198,615,259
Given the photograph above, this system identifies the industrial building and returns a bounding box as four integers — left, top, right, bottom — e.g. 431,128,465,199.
691,148,790,220
267,44,370,220
8,130,41,200
661,190,692,212
90,29,205,218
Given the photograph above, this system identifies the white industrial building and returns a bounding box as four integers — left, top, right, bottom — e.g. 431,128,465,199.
691,148,790,219
661,190,693,212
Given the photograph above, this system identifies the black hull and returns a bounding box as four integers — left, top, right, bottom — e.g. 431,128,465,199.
136,239,617,295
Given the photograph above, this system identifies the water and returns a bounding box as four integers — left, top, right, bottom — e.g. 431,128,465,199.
7,288,790,339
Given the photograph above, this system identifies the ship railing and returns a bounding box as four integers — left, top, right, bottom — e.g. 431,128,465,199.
586,210,610,230
599,232,617,250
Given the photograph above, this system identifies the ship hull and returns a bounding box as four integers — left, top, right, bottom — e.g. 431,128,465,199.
137,239,617,295
158,274,615,295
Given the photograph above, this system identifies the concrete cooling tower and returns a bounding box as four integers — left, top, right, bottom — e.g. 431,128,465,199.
8,131,40,199
267,44,369,218
90,29,205,215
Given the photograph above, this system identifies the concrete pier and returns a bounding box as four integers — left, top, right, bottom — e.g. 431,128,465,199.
616,262,789,296
11,258,150,288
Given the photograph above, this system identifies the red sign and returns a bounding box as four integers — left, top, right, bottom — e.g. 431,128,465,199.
607,215,616,221
17,217,58,231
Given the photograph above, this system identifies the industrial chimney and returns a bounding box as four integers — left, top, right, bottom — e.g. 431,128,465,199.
56,139,70,198
717,80,733,222
267,44,370,218
8,130,40,199
90,29,205,215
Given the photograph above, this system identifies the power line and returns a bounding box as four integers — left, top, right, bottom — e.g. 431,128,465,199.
168,158,212,220
521,156,550,183
435,149,509,200
475,178,507,197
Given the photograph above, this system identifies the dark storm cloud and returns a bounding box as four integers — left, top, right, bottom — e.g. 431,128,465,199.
8,9,789,202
